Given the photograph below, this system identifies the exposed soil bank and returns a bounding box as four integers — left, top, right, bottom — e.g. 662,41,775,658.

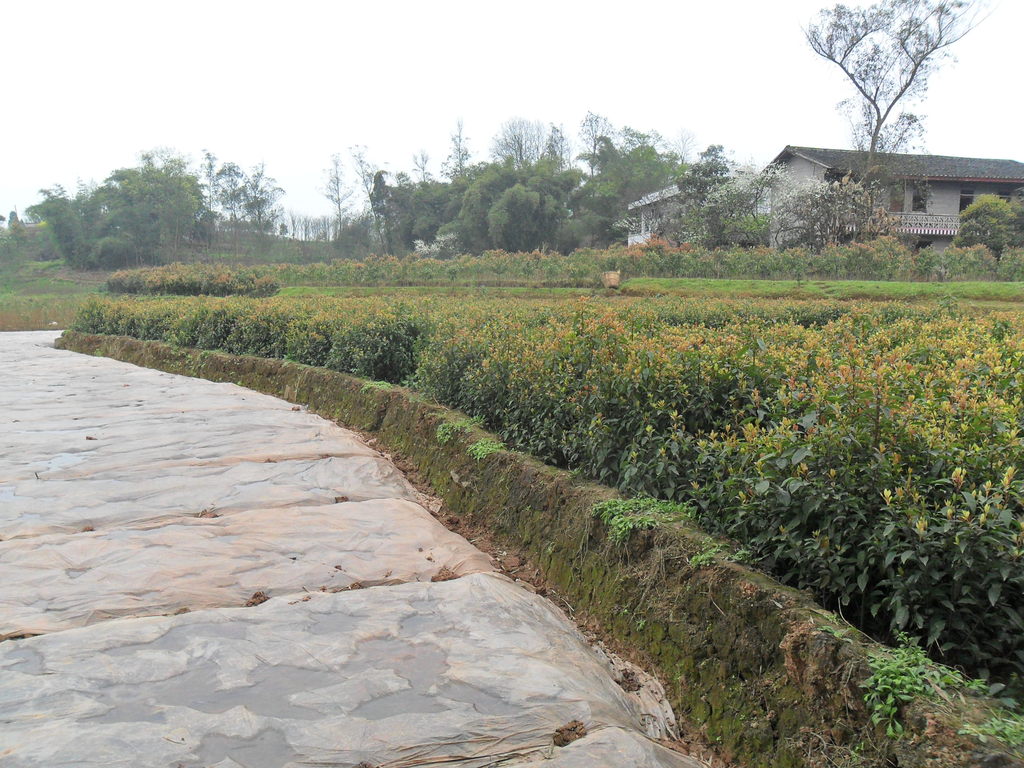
58,331,1023,768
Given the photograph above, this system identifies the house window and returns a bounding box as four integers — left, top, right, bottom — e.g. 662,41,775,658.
912,184,928,212
959,189,975,212
889,185,905,213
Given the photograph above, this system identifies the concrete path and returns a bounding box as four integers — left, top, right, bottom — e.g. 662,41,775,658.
0,332,700,768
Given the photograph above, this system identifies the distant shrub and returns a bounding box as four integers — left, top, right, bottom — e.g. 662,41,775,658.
104,239,1023,291
997,248,1024,282
913,244,997,281
107,264,279,297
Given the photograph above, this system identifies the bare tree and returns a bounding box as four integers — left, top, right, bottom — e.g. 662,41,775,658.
441,119,471,179
322,153,353,240
412,150,431,183
806,0,983,156
671,129,697,164
491,117,547,168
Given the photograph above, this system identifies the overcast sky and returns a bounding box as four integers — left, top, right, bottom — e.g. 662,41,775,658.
3,0,1020,218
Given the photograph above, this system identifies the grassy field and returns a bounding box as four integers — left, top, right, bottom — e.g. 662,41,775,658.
5,253,1024,331
624,277,1024,304
0,259,107,331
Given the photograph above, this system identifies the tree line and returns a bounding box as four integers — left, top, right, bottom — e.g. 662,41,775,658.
8,114,698,269
20,150,283,269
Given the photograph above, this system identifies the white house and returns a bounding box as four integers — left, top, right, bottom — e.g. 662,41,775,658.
627,146,1024,250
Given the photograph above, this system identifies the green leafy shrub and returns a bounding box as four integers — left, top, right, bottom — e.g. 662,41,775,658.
107,264,280,297
954,195,1024,256
72,293,1024,695
862,633,982,738
961,711,1024,754
104,236,1017,292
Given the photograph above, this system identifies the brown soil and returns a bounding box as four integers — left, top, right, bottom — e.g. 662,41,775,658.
430,567,457,582
553,720,587,747
618,667,643,693
244,591,269,607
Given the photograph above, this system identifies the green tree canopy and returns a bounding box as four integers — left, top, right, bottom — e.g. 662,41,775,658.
954,195,1024,255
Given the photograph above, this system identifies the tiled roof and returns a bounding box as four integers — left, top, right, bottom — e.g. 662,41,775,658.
776,146,1024,182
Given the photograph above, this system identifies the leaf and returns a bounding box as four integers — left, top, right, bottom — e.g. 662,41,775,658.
754,480,770,495
792,446,811,465
926,619,946,646
894,604,909,628
988,583,1002,607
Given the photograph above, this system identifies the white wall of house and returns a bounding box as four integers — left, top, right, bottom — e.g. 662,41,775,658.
783,156,826,184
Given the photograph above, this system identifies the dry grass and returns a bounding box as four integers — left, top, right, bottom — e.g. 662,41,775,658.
0,295,90,331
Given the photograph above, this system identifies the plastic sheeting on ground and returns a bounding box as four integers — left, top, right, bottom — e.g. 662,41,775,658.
0,500,494,638
0,574,695,768
0,333,701,767
1,333,417,539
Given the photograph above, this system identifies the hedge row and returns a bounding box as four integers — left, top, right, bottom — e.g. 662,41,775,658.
106,264,280,297
72,295,1024,695
107,239,1024,291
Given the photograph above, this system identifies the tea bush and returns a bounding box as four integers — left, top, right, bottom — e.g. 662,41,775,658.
105,238,1018,290
107,264,280,297
72,294,1024,692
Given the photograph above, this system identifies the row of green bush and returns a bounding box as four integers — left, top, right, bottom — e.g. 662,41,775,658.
106,264,280,297
107,239,1024,293
72,295,1024,695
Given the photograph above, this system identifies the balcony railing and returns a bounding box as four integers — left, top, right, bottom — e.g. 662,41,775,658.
892,212,960,236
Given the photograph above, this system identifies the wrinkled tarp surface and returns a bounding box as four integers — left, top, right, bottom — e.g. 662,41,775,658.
0,332,700,767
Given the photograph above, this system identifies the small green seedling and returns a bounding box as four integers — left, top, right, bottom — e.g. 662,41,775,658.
467,438,504,461
592,497,693,545
436,416,483,445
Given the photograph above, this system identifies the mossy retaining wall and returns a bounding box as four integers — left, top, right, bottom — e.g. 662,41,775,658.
56,331,1022,768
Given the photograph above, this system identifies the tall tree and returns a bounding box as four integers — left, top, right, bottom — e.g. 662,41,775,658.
96,150,202,263
350,146,385,251
543,125,572,171
806,0,982,156
578,112,614,178
200,150,220,214
441,119,471,180
215,162,246,224
241,163,283,233
490,118,547,169
412,150,431,183
322,153,352,240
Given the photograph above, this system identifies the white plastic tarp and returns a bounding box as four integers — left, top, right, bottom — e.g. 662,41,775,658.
0,333,701,768
0,574,694,768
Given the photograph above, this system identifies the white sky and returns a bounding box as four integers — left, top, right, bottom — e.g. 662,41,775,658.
3,0,1020,218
